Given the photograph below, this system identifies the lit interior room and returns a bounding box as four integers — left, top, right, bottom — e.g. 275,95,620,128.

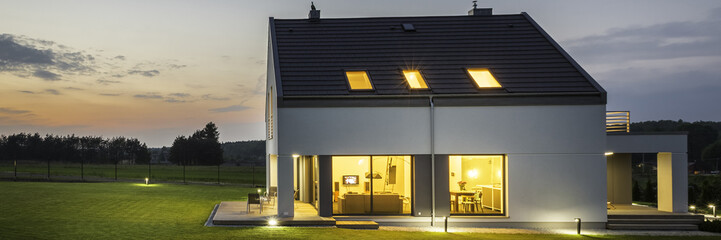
331,156,412,215
449,155,505,215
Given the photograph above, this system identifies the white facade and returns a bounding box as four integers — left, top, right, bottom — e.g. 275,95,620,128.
274,104,608,224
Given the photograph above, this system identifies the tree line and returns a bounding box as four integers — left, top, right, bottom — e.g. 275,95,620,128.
631,120,721,172
168,122,224,166
0,133,150,164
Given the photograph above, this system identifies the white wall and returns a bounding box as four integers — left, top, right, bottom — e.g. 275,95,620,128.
278,107,430,155
434,105,606,154
276,104,607,222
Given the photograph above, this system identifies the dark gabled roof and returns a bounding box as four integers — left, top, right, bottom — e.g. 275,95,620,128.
270,13,605,101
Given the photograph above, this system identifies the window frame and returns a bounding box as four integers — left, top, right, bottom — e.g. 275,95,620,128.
401,69,430,90
448,154,508,217
343,69,375,91
465,68,504,89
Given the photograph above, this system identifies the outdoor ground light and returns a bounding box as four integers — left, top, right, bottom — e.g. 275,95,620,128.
690,205,696,214
268,218,278,226
145,178,149,185
710,204,717,217
574,218,581,235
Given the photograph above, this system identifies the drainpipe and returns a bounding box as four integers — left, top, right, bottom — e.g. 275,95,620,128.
429,96,436,226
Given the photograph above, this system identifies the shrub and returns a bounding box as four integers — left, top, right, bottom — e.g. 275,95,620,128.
699,219,721,233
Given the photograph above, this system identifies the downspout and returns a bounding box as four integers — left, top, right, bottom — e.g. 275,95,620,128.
429,96,435,226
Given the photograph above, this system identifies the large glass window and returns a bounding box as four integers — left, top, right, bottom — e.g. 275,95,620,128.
449,155,505,215
332,156,412,215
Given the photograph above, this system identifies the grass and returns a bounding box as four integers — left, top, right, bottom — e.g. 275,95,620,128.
0,161,265,185
1,181,719,240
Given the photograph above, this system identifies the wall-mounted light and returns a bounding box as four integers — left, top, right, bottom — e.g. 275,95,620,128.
574,218,581,235
604,152,614,156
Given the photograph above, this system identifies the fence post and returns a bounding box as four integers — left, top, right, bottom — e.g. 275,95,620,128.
183,164,186,184
252,162,255,187
148,160,151,183
217,164,220,185
47,159,50,180
14,160,17,181
115,162,118,181
81,158,84,181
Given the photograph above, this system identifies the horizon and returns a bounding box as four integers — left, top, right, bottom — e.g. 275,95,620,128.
2,0,720,147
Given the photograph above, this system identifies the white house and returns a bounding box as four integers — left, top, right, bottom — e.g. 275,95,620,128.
264,6,689,229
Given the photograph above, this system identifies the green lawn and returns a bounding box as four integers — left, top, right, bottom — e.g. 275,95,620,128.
0,161,265,185
0,181,717,240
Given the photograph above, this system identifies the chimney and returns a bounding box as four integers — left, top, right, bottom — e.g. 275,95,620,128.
308,2,320,22
468,0,492,16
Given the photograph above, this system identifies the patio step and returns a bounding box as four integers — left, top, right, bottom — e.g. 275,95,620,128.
606,224,698,231
607,214,704,230
336,221,379,230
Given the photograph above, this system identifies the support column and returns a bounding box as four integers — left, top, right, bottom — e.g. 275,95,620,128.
318,155,332,217
657,152,688,213
277,155,294,217
606,153,632,204
434,155,450,217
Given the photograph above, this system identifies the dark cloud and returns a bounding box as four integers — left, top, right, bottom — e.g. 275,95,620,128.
33,70,61,81
202,94,230,101
111,74,125,78
64,87,83,91
169,93,190,98
114,55,126,60
44,89,60,95
0,34,53,65
99,93,121,96
209,104,250,113
96,79,121,85
0,34,99,80
168,64,186,69
19,90,35,94
134,93,163,99
128,69,160,77
564,11,721,64
164,98,185,103
0,107,31,114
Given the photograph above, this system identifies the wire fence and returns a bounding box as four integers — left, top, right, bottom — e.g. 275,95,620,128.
0,160,265,187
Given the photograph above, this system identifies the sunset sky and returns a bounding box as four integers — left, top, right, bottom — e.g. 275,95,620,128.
2,0,720,147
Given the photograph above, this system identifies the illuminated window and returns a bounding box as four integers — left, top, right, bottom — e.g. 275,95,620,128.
331,156,412,215
449,155,505,215
402,70,428,89
345,71,373,90
467,69,502,88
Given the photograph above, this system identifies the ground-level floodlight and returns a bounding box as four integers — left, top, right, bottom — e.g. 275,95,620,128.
574,218,581,235
268,218,278,226
690,205,696,214
710,205,717,217
257,189,262,194
145,178,149,185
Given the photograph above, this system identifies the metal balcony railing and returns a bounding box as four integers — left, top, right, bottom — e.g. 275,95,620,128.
606,111,630,132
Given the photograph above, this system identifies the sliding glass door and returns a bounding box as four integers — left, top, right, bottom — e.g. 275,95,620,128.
332,155,412,215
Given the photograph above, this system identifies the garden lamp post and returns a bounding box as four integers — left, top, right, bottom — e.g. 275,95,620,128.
710,205,716,218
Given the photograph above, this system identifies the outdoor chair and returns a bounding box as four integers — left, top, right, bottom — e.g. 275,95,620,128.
247,193,262,214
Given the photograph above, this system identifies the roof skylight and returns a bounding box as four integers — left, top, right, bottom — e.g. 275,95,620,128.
402,70,428,89
467,69,502,88
345,71,373,90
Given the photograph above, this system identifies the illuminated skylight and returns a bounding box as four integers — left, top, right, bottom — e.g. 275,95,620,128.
345,71,373,90
467,69,502,88
402,70,428,89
